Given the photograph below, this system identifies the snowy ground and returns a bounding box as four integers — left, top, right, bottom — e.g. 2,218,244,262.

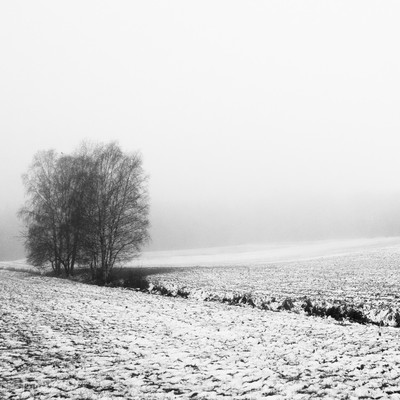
128,237,400,268
121,239,400,327
1,269,400,399
2,238,400,399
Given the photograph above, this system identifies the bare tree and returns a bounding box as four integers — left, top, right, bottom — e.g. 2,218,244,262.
84,142,150,282
19,142,150,281
19,150,62,273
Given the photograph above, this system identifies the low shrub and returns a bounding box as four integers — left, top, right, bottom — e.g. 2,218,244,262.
279,297,294,311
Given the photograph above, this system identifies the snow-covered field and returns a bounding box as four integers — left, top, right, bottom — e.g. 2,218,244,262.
2,238,400,399
123,238,400,327
129,237,400,268
2,269,400,400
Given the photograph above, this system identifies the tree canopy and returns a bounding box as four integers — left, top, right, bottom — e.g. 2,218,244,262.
19,142,150,282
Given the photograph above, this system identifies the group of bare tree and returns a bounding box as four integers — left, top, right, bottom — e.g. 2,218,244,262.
19,142,150,282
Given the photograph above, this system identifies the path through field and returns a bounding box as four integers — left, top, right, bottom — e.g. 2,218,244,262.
1,270,400,399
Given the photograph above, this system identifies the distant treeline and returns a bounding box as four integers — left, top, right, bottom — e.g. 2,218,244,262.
19,142,150,282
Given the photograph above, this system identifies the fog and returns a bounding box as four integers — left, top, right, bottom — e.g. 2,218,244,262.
1,1,400,260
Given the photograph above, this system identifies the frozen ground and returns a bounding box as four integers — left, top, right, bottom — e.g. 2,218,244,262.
118,238,400,327
2,269,400,400
2,238,400,399
128,237,400,268
2,237,399,270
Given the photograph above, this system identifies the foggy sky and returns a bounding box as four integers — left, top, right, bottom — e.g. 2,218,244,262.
1,1,400,260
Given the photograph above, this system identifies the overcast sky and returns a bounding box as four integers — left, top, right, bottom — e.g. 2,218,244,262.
1,1,400,260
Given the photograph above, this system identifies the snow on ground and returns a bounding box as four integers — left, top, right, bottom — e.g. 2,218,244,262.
0,260,33,272
128,237,400,268
2,269,400,399
2,237,400,270
122,241,400,327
